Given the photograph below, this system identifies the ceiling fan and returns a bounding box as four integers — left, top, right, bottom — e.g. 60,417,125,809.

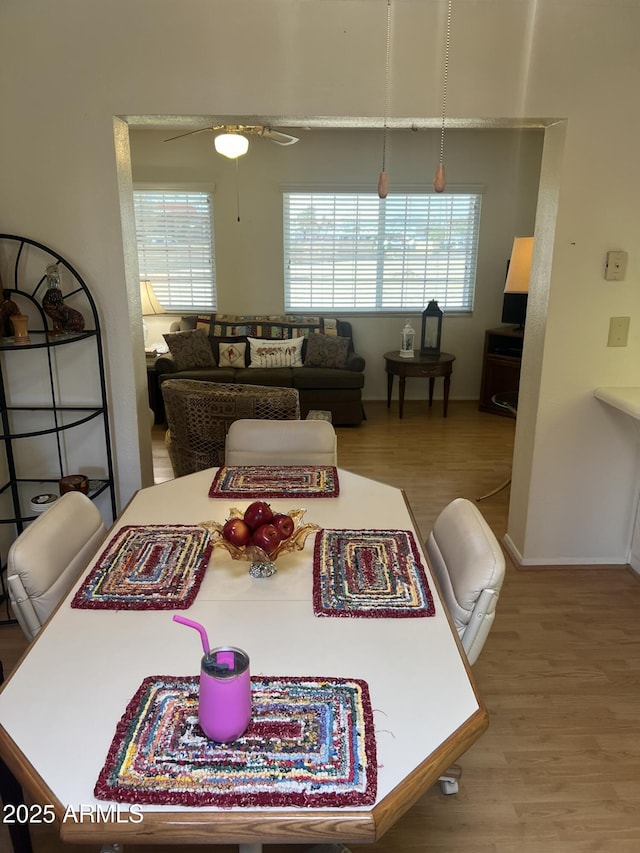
164,124,299,158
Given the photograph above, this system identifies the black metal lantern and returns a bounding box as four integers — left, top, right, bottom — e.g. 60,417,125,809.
420,300,443,355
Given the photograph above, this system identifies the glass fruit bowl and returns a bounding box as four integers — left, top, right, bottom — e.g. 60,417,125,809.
200,508,320,578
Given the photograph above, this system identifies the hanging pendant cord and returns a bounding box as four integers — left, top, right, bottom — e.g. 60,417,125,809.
381,0,392,174
235,159,241,223
439,0,453,168
378,0,392,198
434,0,452,192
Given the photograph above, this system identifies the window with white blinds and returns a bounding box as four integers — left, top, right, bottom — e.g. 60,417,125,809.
283,191,482,312
133,188,217,311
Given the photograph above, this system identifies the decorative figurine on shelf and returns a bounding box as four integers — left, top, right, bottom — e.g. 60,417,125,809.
399,320,416,358
0,273,21,338
42,263,85,335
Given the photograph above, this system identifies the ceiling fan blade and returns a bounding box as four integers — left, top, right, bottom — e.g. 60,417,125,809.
260,127,299,146
163,124,299,147
163,126,224,143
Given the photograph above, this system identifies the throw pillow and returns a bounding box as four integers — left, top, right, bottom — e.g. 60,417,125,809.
218,341,247,368
247,336,304,368
162,328,215,371
304,334,350,369
210,335,248,365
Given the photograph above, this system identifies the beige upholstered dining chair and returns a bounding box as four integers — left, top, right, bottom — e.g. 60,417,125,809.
161,380,301,477
225,418,338,466
7,492,106,641
425,497,506,794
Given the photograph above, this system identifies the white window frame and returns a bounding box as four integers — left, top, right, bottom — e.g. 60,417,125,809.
283,186,483,314
133,183,217,312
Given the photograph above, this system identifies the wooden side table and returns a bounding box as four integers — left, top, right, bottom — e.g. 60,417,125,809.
384,351,456,419
478,327,523,417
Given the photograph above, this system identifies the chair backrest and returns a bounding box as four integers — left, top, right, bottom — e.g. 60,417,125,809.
7,492,107,640
225,419,338,466
425,497,505,665
161,380,300,477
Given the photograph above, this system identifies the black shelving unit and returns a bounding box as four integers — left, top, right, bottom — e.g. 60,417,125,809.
0,234,116,625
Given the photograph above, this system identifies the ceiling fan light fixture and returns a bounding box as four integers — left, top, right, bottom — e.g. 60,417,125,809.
214,132,249,159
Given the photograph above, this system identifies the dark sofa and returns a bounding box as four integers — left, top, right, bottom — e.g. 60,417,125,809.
152,314,366,425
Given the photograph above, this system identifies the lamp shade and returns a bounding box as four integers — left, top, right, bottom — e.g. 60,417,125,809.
504,236,534,293
140,280,165,316
214,132,249,159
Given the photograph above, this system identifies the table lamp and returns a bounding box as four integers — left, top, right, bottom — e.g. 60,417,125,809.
140,280,165,348
504,237,533,294
502,237,533,330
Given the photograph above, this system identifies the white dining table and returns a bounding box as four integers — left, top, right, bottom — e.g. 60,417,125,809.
0,467,487,850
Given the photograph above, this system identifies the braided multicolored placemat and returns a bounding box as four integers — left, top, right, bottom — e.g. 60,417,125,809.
95,674,376,807
209,465,339,498
71,525,212,610
313,529,436,618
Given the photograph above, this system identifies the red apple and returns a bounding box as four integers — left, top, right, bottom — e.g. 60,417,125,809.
273,513,295,540
222,517,252,547
251,523,281,556
243,501,273,531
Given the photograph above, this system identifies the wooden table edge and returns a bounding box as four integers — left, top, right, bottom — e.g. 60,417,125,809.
55,704,488,846
0,724,66,822
1,480,488,848
372,705,488,838
60,809,377,845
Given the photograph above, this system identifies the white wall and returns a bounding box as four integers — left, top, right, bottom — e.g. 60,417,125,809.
132,126,543,401
2,0,640,566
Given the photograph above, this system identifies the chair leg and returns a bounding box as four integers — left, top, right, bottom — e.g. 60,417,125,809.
438,762,462,795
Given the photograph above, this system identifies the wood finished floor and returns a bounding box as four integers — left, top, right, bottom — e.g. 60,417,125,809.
2,400,640,853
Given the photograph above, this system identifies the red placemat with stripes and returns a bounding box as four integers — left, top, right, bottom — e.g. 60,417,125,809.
94,674,376,807
71,525,212,610
313,528,435,618
209,466,339,498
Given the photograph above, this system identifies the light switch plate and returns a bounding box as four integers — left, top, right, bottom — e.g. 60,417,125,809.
607,316,630,347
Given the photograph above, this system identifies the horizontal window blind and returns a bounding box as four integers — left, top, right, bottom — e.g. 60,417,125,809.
283,192,481,312
134,189,216,311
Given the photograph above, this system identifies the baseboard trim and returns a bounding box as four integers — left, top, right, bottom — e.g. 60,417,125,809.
502,533,631,569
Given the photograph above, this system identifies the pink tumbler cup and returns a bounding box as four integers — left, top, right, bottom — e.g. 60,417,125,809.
199,647,251,743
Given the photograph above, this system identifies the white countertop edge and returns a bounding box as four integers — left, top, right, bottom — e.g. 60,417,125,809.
594,387,640,420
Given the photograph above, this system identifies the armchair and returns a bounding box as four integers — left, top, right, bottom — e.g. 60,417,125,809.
161,380,301,477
